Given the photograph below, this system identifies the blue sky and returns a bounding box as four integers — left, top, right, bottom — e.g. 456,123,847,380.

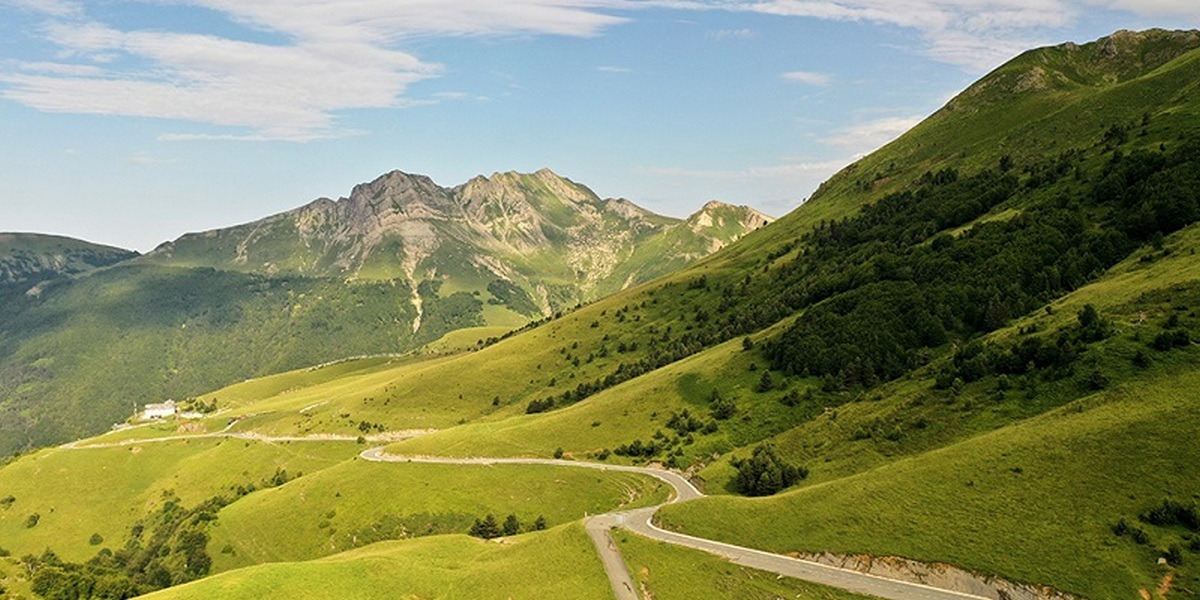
2,1,1198,251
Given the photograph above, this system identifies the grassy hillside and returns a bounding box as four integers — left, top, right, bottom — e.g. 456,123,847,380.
0,440,359,562
615,532,876,600
141,523,613,600
208,460,668,570
659,357,1200,599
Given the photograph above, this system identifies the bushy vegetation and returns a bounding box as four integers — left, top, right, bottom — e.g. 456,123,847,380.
764,140,1200,389
730,444,808,496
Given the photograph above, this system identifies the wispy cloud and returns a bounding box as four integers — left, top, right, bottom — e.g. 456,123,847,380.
708,28,756,40
0,1,636,141
822,115,925,153
125,152,180,165
645,157,855,181
782,70,832,86
597,65,632,73
652,0,1080,71
2,0,81,17
1084,0,1200,21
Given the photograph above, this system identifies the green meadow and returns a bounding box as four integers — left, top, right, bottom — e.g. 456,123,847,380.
209,460,669,570
142,524,613,600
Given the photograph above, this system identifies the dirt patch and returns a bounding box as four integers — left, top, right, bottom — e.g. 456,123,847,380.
795,552,1081,600
129,446,142,454
176,421,205,434
1157,573,1173,598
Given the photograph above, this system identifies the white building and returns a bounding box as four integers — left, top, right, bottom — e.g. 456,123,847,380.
142,400,178,420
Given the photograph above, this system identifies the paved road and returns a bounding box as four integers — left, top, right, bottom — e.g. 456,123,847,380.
62,428,434,450
359,449,988,600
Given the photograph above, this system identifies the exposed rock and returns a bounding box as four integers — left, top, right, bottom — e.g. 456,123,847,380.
143,168,770,322
796,552,1082,600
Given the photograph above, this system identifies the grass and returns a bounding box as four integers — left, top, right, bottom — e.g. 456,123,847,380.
142,523,613,600
0,439,358,562
614,531,878,600
0,556,35,600
208,460,670,570
659,361,1200,600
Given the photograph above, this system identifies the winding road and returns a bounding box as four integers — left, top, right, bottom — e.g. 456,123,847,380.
60,428,986,599
359,448,987,600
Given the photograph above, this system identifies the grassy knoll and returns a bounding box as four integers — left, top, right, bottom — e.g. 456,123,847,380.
208,460,669,570
614,532,877,600
142,523,612,600
0,440,358,562
659,362,1200,600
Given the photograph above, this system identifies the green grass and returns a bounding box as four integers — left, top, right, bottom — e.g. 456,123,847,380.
615,531,877,600
209,460,670,570
0,440,358,562
142,523,613,600
0,556,35,599
659,361,1200,600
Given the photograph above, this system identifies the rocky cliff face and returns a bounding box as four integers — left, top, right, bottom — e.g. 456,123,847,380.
146,168,772,322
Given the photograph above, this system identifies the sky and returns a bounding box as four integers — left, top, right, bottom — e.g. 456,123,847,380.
1,1,1198,252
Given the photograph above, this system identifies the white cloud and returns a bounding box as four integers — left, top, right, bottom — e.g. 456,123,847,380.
598,65,632,72
782,70,832,86
1085,0,1200,21
0,1,636,141
1,0,80,17
708,28,756,40
125,152,180,165
823,114,925,153
645,157,855,181
651,0,1081,71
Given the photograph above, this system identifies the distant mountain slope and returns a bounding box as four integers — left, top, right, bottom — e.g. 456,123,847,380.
144,169,771,320
0,233,137,288
0,170,767,455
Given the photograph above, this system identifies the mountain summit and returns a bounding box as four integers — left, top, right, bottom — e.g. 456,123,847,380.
147,168,771,320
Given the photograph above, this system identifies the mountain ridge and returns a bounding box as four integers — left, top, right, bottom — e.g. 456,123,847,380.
144,167,772,319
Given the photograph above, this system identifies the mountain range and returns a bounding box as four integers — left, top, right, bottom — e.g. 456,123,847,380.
0,170,768,453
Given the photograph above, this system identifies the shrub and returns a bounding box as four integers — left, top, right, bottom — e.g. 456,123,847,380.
502,514,522,536
25,513,39,528
526,398,555,414
710,390,736,420
730,444,808,496
89,533,104,546
553,447,564,459
469,514,501,539
1131,528,1151,544
1165,544,1185,566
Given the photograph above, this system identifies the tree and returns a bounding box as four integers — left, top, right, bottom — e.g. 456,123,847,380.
533,515,547,531
730,444,808,496
710,390,736,420
502,514,521,536
469,514,501,539
757,370,775,392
